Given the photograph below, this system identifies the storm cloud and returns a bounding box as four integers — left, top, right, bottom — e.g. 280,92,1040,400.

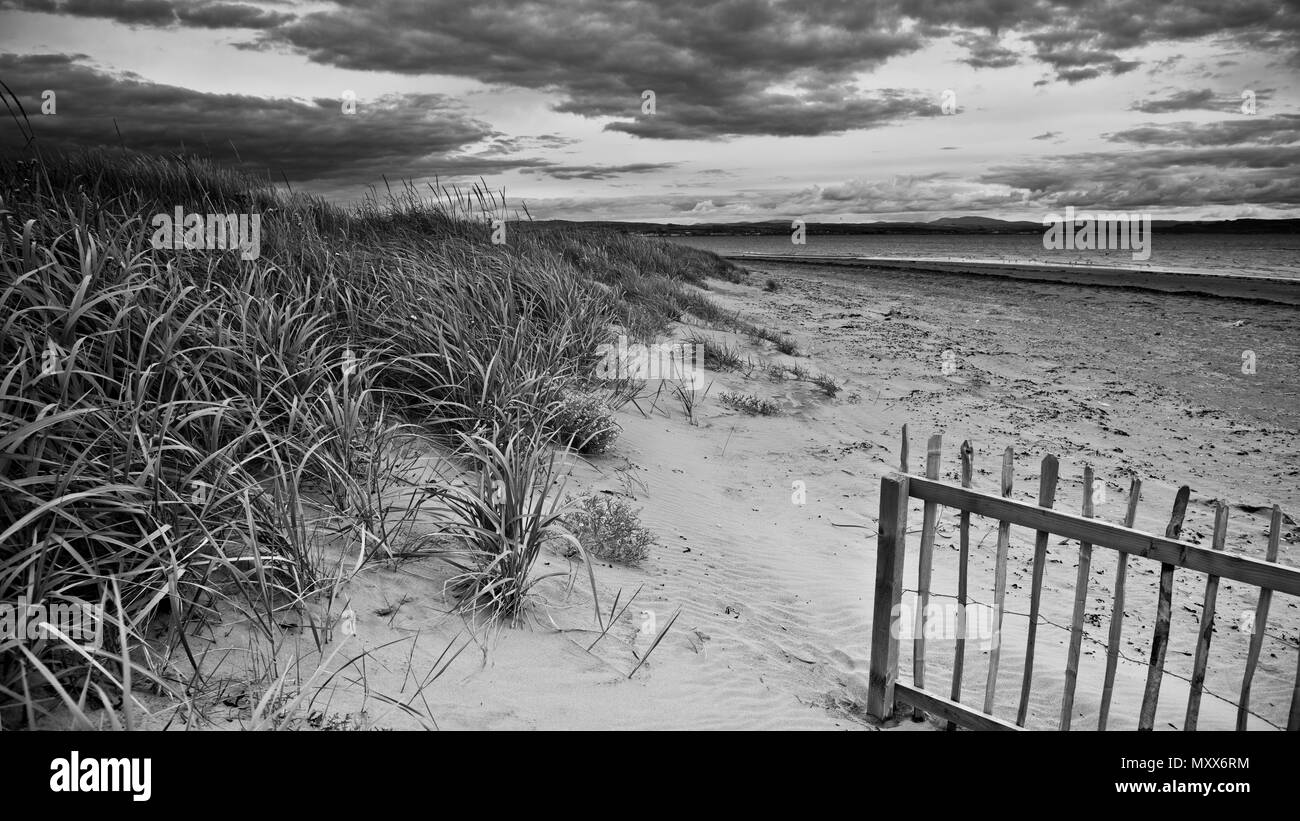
0,53,548,186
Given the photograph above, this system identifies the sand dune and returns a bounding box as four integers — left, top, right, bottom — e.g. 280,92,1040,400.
154,259,1298,731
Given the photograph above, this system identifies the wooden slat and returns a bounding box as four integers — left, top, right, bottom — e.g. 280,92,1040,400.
1061,465,1095,730
1139,485,1190,731
1185,502,1227,730
983,447,1014,715
912,434,942,715
948,440,974,732
1018,454,1060,726
1239,505,1282,731
904,477,1300,596
1099,476,1141,730
868,474,910,720
895,683,1024,731
900,423,909,473
1291,650,1300,732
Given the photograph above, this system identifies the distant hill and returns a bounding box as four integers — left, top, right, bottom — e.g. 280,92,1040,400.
928,216,1031,228
526,216,1300,236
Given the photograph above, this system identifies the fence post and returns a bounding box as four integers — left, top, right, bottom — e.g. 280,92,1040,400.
1018,454,1059,726
948,440,974,731
1099,476,1142,730
868,473,910,721
1139,485,1191,730
1240,505,1282,730
913,435,943,722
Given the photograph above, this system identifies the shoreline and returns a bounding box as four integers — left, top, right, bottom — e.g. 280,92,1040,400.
724,253,1300,306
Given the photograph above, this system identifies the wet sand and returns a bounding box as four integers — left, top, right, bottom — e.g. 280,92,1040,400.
728,254,1300,306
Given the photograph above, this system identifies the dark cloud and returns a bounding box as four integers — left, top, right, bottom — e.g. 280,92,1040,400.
1105,115,1300,147
1031,131,1060,140
0,53,543,186
9,0,1300,139
176,3,293,29
472,134,578,157
247,1,1293,133
0,0,294,28
589,91,940,140
1025,32,1145,83
61,0,175,26
1130,88,1218,113
1130,87,1273,114
1,0,57,11
252,0,927,140
1,0,178,26
945,0,1297,84
1056,67,1102,83
523,163,677,181
899,0,1047,36
954,32,1019,68
981,155,1300,211
981,116,1300,211
1147,54,1186,74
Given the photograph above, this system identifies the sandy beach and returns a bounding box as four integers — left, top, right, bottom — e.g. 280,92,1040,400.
149,259,1299,732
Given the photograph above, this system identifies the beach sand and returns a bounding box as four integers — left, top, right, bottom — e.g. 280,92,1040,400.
144,260,1300,731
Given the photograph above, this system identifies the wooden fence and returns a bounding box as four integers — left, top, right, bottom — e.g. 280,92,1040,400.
867,425,1300,731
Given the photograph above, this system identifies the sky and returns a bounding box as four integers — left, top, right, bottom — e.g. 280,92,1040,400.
1,0,1298,222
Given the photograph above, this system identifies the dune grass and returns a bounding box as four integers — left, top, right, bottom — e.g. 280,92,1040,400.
419,429,596,627
0,144,743,728
718,391,782,416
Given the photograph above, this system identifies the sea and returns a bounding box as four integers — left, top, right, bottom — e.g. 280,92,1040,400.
666,233,1300,281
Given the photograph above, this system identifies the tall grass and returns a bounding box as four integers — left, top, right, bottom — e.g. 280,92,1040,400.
421,429,596,626
0,144,742,728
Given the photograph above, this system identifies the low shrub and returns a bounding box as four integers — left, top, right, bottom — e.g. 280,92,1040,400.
811,373,841,397
550,390,619,453
562,494,657,565
718,391,780,416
